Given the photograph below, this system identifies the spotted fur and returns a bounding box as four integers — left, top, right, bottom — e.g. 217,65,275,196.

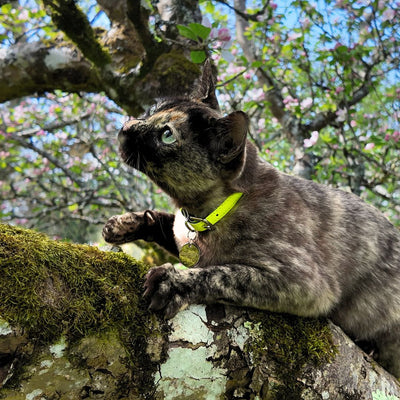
103,61,400,377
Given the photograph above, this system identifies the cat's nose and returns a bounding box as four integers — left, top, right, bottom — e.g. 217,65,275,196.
122,117,141,131
118,117,140,143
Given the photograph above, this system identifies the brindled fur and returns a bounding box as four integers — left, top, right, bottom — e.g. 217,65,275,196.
103,60,400,378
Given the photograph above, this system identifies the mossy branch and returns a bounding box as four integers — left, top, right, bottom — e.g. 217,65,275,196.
126,0,165,64
42,0,111,67
0,223,149,344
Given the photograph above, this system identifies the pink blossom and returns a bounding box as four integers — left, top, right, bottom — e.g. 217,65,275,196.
18,9,29,20
218,28,231,42
209,28,218,39
37,130,46,137
55,132,68,141
336,108,347,122
226,64,245,75
257,118,266,131
301,17,311,29
201,16,212,28
247,88,265,101
393,131,400,142
364,143,375,151
270,2,277,9
385,134,391,141
382,8,395,21
378,0,386,9
287,32,302,42
283,95,298,105
300,97,313,109
244,72,252,79
350,120,357,128
335,86,344,94
304,131,319,148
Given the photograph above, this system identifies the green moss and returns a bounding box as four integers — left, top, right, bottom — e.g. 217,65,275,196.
145,51,200,95
246,312,337,399
42,0,111,67
0,223,163,395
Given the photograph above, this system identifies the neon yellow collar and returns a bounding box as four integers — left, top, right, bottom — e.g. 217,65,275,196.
181,192,243,232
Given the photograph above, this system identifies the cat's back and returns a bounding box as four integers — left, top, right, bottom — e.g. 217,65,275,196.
245,155,400,276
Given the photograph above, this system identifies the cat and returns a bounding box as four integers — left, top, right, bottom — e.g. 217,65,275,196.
103,60,400,378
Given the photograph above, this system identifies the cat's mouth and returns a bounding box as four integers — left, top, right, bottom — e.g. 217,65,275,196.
116,130,137,167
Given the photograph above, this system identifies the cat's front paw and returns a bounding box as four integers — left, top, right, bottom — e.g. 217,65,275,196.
102,211,155,245
143,264,188,319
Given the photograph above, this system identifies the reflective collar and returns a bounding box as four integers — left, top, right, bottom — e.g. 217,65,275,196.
181,192,243,232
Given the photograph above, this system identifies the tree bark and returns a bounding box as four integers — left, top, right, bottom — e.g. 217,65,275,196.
0,0,201,115
0,223,399,399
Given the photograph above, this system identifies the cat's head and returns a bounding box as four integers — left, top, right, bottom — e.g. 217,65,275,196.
118,60,249,205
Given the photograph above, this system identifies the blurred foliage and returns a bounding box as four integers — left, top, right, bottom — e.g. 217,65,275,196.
0,0,398,246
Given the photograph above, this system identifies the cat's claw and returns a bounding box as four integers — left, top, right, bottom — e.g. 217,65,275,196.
143,264,188,319
102,211,153,244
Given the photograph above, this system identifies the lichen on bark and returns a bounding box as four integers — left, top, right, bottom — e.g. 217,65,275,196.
137,51,201,101
0,223,166,396
1,223,399,399
42,0,111,67
244,312,337,399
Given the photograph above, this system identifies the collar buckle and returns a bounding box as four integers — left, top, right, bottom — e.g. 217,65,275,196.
182,209,214,232
180,192,243,233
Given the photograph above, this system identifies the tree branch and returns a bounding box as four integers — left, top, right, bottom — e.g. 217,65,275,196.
1,223,400,398
0,42,101,103
9,132,84,186
233,0,299,132
215,0,270,22
42,0,111,68
234,0,313,178
125,0,163,63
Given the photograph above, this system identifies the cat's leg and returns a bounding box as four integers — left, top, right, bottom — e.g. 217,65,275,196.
143,263,338,319
102,210,178,256
375,327,400,378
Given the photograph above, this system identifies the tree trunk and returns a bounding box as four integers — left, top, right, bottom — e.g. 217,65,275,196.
0,223,399,399
0,0,202,115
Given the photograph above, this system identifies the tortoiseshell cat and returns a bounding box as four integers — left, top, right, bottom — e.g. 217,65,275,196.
103,61,400,377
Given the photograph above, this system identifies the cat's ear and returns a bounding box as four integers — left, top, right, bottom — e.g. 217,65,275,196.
193,59,220,110
216,111,249,164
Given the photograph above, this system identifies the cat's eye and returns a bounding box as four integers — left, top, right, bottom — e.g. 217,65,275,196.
161,128,176,144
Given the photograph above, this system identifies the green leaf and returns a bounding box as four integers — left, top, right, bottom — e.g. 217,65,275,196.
188,23,211,40
190,50,207,64
0,4,12,14
177,25,198,41
68,203,79,212
177,23,211,42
